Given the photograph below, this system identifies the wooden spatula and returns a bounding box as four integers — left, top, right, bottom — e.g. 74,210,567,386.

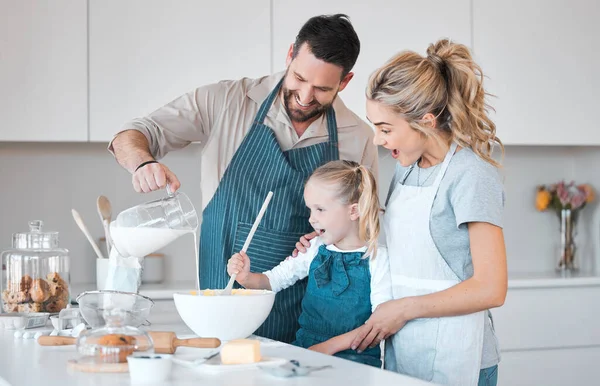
38,332,221,354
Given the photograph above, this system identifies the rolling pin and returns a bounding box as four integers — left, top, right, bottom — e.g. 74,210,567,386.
149,332,221,354
38,336,76,346
38,332,221,354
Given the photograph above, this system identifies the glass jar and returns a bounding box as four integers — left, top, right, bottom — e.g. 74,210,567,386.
76,309,154,365
1,220,70,313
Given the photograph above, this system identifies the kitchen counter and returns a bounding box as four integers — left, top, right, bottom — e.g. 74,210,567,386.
508,270,600,288
0,321,433,386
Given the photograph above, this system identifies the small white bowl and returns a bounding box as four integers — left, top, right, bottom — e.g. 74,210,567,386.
127,354,173,384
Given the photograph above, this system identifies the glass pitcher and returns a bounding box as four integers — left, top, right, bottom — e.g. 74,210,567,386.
109,187,198,258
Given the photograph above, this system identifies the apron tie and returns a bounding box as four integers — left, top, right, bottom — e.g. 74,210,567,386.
313,245,362,296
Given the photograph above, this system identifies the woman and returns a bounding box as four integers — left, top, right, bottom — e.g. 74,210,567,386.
351,39,508,385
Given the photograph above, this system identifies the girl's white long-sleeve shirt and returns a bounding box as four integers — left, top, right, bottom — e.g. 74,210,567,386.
263,237,393,312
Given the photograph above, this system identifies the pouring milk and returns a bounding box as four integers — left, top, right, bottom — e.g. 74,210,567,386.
108,190,200,289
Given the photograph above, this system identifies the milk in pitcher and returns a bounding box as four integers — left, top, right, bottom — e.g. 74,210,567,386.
110,225,189,258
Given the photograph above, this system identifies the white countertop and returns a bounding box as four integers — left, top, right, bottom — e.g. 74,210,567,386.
0,321,433,386
508,270,600,289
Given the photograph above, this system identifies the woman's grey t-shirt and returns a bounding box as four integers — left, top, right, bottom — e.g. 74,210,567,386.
386,147,504,369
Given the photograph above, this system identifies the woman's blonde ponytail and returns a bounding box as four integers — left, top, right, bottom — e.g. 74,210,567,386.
427,39,503,166
367,38,503,167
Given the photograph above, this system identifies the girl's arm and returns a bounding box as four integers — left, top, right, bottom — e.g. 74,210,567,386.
352,222,507,351
236,272,272,290
262,238,322,292
230,239,321,291
309,325,370,355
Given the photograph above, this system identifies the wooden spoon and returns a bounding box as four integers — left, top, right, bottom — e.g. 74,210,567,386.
222,191,273,295
72,209,105,260
97,195,113,256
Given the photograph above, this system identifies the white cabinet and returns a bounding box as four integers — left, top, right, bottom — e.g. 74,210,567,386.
272,0,472,121
473,0,600,145
88,0,271,142
499,347,600,386
493,285,600,386
0,0,87,142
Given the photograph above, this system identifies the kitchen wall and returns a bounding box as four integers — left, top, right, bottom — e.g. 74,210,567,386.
1,141,599,285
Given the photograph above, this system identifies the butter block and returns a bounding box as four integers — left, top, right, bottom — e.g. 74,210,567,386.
220,339,261,365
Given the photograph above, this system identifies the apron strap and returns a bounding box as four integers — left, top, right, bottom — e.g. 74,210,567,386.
431,142,458,188
255,78,284,125
384,142,458,206
325,107,338,145
385,163,412,207
256,77,339,160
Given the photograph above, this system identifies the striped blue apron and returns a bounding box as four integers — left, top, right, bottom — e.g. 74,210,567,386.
199,78,339,343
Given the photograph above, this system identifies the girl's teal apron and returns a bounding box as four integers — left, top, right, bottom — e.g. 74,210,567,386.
294,245,381,367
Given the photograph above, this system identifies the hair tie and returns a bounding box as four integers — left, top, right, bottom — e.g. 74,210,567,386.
135,160,158,172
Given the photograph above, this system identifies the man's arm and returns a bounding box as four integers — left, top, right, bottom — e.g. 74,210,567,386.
111,130,154,174
109,81,229,192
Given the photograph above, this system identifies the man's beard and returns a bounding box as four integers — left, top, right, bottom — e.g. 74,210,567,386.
282,87,334,123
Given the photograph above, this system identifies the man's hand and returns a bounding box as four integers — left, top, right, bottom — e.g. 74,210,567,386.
133,162,181,193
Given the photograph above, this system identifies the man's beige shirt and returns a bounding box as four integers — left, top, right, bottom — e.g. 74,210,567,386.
109,72,378,211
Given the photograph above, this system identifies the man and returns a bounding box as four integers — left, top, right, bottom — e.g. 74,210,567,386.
109,14,377,343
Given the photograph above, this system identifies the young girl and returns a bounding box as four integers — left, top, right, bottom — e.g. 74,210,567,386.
227,160,391,368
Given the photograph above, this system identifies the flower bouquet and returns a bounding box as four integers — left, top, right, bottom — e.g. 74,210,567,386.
535,181,594,270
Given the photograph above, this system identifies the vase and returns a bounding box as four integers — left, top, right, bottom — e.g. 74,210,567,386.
557,209,577,271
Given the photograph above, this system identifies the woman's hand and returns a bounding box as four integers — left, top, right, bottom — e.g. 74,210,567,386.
351,299,411,352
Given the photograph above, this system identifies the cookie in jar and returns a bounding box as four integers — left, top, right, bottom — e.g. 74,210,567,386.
2,272,70,313
1,220,70,314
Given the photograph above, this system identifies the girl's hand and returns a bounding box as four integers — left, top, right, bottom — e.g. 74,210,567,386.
351,299,410,352
227,251,251,283
308,341,335,355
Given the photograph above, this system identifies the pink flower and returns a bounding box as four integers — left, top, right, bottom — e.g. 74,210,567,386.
571,192,586,210
557,182,570,206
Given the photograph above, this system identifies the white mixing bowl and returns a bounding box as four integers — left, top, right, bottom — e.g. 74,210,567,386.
173,289,275,341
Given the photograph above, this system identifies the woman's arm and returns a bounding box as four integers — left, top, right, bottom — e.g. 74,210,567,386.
351,222,507,352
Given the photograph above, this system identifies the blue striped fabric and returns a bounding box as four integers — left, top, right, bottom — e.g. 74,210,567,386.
199,78,339,343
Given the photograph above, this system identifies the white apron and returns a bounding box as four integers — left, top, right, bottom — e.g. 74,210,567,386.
383,143,484,386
